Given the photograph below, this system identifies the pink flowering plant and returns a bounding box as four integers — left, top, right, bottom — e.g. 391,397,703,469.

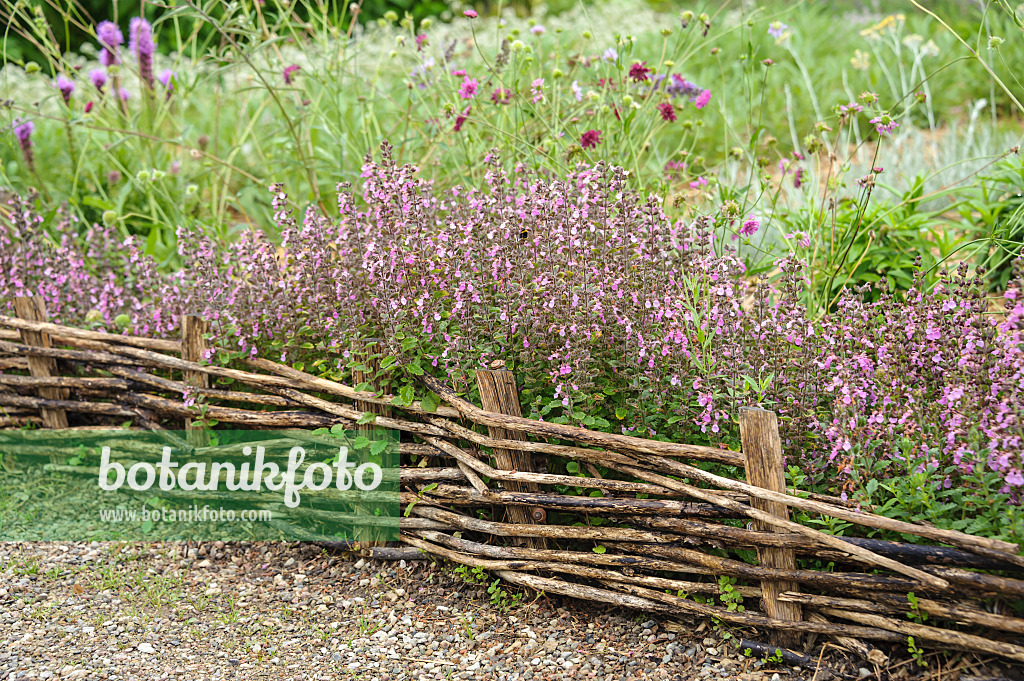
4,143,1024,540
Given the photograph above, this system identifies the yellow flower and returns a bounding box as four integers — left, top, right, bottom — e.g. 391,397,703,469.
851,49,871,70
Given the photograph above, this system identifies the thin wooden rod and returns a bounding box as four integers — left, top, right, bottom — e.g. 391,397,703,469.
0,315,181,352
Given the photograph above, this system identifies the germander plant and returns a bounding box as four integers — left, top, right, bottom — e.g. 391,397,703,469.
3,149,1023,541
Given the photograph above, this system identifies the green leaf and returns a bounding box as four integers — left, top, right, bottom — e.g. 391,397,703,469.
592,545,607,554
421,392,439,413
406,362,424,376
357,412,377,425
330,424,347,437
370,439,390,456
566,461,579,474
352,435,371,450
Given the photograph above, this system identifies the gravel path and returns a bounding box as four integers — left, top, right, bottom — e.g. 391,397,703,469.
0,541,827,681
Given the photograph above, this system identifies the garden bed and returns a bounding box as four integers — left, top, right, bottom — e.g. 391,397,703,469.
2,306,1023,667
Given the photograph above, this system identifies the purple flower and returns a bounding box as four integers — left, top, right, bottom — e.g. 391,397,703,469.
158,69,174,91
869,114,899,135
530,78,544,103
491,87,512,105
13,120,35,171
767,21,788,39
97,20,123,67
740,215,760,236
453,106,471,132
580,129,601,149
530,25,545,35
463,9,477,17
629,61,651,82
657,102,676,122
666,74,701,100
129,17,155,89
90,68,108,93
458,76,479,99
56,75,75,106
415,34,428,51
283,64,301,85
120,88,132,102
571,80,582,101
602,47,618,63
694,89,711,109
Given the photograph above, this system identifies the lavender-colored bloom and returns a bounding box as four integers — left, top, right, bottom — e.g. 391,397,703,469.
767,20,788,39
97,21,123,67
571,80,582,102
530,25,545,35
120,88,132,102
158,69,174,91
665,74,702,100
602,47,618,63
56,75,75,106
129,17,156,89
13,120,35,171
90,68,108,93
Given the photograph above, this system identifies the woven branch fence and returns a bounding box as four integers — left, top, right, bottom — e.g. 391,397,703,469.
1,296,1024,665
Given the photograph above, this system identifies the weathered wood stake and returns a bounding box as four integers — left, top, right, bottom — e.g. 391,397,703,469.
740,407,802,647
14,297,68,437
181,315,210,446
476,365,546,549
353,339,390,547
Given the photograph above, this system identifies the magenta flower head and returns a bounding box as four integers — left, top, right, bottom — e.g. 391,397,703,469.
97,20,124,67
129,17,156,89
491,87,512,105
629,61,651,82
694,88,711,109
13,119,35,171
463,9,477,18
657,101,676,122
158,69,174,90
458,75,478,99
740,215,760,236
580,129,601,149
283,64,301,84
56,75,76,106
90,68,108,93
453,106,471,132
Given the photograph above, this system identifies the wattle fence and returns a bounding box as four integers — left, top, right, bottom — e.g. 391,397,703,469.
2,295,1023,665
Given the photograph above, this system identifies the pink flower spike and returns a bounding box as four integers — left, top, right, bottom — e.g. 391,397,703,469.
694,89,711,109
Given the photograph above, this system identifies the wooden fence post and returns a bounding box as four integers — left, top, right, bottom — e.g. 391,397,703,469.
476,364,546,549
14,296,68,431
181,315,210,447
353,338,390,547
739,407,802,648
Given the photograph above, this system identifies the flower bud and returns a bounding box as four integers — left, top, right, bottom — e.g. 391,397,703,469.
102,210,118,225
136,170,151,183
383,10,398,21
